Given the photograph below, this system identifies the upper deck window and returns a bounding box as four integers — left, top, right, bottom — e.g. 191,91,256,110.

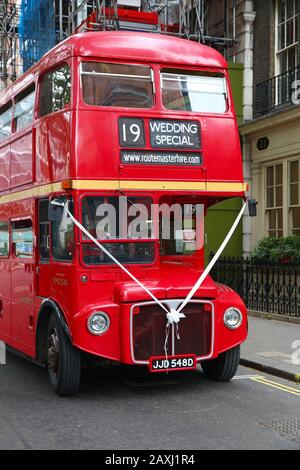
14,86,35,132
0,103,12,142
39,64,71,117
161,69,227,114
81,62,153,109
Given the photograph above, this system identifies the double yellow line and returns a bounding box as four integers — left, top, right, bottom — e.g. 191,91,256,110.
251,376,300,397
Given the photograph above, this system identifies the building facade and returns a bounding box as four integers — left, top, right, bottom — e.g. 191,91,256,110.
0,0,21,91
204,0,256,258
240,0,300,251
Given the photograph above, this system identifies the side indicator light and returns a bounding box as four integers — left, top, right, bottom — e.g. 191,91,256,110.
61,180,73,190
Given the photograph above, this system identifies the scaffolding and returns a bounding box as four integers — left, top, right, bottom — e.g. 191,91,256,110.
67,1,206,36
19,0,56,72
0,0,238,89
0,0,21,90
66,1,236,53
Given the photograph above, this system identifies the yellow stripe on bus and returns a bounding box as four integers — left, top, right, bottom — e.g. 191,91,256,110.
0,180,247,204
0,183,62,204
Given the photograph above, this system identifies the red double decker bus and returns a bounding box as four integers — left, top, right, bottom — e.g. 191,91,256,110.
0,31,249,395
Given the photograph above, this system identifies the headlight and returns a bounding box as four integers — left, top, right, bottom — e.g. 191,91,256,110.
223,307,242,330
87,312,110,336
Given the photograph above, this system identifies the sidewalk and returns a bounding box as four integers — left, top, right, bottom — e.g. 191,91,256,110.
240,315,300,382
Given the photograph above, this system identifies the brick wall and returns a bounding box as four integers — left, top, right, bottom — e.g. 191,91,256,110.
253,0,276,99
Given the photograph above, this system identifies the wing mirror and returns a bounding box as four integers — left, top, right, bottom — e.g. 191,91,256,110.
248,198,258,217
48,199,64,222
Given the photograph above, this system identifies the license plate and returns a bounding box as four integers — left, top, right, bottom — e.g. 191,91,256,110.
149,355,196,373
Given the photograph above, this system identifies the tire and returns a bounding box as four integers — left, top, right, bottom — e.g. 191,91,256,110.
201,345,240,382
47,313,81,396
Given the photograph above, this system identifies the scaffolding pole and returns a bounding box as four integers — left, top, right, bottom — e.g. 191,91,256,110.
68,1,119,35
0,0,20,89
0,0,239,89
179,0,207,41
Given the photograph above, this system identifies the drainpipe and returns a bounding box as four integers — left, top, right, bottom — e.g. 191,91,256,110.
235,1,256,256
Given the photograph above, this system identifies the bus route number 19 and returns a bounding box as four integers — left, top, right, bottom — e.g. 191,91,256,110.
119,118,145,148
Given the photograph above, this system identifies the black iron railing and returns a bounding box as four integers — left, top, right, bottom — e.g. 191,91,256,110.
255,67,300,117
210,256,300,317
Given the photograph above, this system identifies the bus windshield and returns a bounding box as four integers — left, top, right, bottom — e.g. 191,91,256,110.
81,196,155,265
161,69,227,114
80,196,204,265
81,62,154,108
159,200,204,256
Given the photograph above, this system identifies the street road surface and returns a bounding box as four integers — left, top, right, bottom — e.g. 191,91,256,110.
0,352,300,450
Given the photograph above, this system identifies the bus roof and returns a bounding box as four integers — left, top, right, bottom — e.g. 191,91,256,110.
71,31,228,69
0,31,227,104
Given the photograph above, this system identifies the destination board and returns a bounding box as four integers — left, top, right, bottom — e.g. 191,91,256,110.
149,119,201,149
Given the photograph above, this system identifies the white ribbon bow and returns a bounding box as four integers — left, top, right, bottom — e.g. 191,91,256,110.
166,309,186,325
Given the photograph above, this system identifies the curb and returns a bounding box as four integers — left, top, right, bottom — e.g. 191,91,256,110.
240,358,300,384
248,310,300,325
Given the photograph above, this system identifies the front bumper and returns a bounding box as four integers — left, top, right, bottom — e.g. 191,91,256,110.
72,293,248,364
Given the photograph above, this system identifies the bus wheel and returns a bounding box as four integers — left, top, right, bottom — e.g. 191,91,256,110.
201,345,240,382
47,313,81,396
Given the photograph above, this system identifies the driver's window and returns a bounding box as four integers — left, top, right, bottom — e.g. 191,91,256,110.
51,197,74,261
39,199,50,261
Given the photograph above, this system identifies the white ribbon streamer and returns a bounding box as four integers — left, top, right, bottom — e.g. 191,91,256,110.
164,323,171,357
51,199,246,337
176,201,247,315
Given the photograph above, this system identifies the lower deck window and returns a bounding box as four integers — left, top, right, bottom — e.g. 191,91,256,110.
12,219,33,258
0,221,9,257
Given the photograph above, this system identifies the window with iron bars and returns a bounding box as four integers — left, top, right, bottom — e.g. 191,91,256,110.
276,0,299,75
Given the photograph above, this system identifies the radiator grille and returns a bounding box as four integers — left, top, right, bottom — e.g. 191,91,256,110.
131,301,213,362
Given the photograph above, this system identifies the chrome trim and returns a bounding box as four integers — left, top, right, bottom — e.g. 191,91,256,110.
81,71,151,79
151,68,156,95
129,299,215,365
172,324,175,356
